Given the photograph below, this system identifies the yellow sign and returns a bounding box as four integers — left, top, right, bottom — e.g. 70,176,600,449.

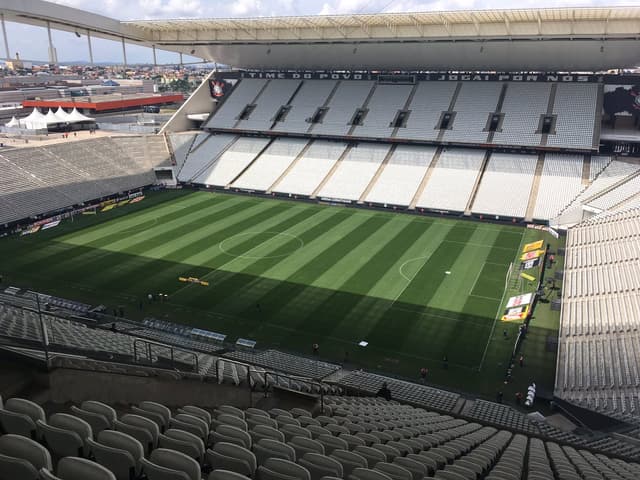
101,204,116,212
501,305,530,322
520,272,536,282
178,276,209,286
520,249,545,261
117,200,130,207
523,240,544,253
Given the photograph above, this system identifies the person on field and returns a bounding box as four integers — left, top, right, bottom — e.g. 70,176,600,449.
377,382,392,401
420,367,428,384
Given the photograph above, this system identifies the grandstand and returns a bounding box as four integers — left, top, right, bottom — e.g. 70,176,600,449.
2,4,640,477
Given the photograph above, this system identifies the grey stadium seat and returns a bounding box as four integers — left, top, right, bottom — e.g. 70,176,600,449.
0,398,46,438
298,452,344,480
0,433,52,480
258,457,311,480
206,441,257,477
159,428,205,464
330,449,368,478
56,457,117,480
87,429,144,480
254,438,296,465
208,470,251,480
141,448,201,480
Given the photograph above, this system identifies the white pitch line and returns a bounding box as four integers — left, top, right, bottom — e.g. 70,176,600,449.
170,231,299,298
477,228,526,371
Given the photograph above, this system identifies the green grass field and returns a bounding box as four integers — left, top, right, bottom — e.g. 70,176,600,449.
0,190,561,399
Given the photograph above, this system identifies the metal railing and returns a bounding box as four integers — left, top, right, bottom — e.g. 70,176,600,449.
133,338,199,373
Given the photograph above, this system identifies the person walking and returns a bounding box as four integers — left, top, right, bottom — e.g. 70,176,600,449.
519,355,525,367
377,382,392,401
420,367,428,384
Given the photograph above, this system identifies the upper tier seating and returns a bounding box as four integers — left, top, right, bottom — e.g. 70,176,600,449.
556,207,640,419
471,153,538,218
235,80,301,131
546,83,599,150
400,82,456,142
351,84,412,138
205,78,268,129
441,82,502,144
205,78,599,151
492,83,551,147
311,81,376,137
272,80,338,134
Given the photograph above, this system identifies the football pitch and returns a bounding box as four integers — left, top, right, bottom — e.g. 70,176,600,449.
1,190,560,397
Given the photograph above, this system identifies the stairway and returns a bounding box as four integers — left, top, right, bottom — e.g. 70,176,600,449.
357,144,397,204
524,153,547,221
266,139,315,193
464,150,492,215
408,146,443,210
310,144,353,199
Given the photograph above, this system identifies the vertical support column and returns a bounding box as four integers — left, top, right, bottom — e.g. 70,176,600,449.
46,21,57,64
179,52,183,65
152,44,157,66
121,37,127,72
86,30,94,65
0,14,10,59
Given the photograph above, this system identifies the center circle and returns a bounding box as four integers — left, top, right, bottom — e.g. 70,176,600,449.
219,231,304,259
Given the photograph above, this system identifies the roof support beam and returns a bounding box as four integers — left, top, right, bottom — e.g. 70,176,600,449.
1,13,10,59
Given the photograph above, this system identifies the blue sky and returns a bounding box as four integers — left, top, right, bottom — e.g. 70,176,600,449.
3,0,636,64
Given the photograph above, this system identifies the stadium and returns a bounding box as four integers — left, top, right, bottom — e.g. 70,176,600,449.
0,1,640,478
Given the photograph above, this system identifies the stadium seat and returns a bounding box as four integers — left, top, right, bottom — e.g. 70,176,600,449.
350,467,394,480
289,436,325,458
70,406,111,435
353,446,386,466
208,470,251,480
209,424,252,449
254,438,296,465
119,414,159,449
178,405,212,425
212,413,248,432
87,429,144,480
330,449,368,478
138,401,172,430
37,413,93,458
281,424,312,442
56,457,117,480
250,424,285,443
216,405,244,419
81,401,117,429
374,463,413,480
258,457,311,480
114,419,155,455
141,448,201,480
317,434,349,455
298,452,344,480
0,433,52,480
247,415,278,430
159,429,205,464
0,398,46,439
206,441,257,477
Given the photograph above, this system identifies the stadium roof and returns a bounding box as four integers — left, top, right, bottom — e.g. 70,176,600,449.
2,1,640,70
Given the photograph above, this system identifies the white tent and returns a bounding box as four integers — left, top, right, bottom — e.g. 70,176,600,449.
21,108,48,130
5,116,20,128
44,108,66,125
66,107,95,123
55,107,73,122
